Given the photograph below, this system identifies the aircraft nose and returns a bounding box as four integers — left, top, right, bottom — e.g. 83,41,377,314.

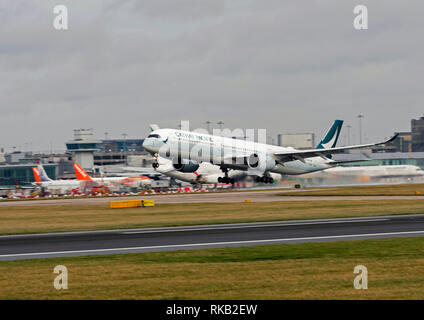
142,138,154,152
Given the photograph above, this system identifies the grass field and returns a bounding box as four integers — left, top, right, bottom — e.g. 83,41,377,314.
0,187,291,203
279,183,424,196
1,200,424,235
0,237,423,299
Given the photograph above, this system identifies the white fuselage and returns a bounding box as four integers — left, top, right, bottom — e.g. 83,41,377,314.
143,128,332,175
36,180,82,195
88,177,150,188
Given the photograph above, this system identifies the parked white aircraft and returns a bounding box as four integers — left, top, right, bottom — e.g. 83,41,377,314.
310,165,424,179
32,163,81,195
143,120,397,184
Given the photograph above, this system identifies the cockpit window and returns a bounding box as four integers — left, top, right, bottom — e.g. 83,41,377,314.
148,134,160,138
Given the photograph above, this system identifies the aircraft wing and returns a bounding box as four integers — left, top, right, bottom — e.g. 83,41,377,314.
118,166,163,177
119,166,156,173
327,159,373,166
273,134,398,164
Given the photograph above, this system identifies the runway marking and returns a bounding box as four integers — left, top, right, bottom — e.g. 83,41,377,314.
121,218,389,234
1,229,424,259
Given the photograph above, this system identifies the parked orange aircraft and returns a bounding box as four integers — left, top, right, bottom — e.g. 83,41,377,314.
73,163,151,188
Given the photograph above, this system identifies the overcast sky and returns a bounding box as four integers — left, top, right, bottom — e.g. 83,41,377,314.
0,0,423,152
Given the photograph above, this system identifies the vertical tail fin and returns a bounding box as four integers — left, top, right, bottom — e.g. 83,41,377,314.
32,167,41,183
73,163,93,181
149,124,160,132
37,163,53,182
316,120,343,149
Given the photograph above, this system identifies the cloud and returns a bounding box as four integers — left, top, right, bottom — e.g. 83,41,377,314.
0,0,423,152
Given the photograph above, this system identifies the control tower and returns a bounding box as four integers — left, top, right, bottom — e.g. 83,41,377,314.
66,129,100,170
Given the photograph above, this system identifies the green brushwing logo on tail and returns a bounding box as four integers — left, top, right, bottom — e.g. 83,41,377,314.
316,120,343,158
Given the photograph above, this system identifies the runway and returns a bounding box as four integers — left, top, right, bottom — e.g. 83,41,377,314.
1,214,424,261
1,189,424,206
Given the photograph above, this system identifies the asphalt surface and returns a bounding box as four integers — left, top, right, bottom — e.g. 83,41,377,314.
1,189,424,206
1,214,424,261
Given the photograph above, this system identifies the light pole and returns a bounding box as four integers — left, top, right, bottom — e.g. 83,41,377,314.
358,114,364,144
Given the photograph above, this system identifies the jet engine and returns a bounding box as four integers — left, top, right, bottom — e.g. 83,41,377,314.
247,153,276,172
172,160,200,173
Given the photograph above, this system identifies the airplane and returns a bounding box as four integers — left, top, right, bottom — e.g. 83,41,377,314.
32,163,82,195
73,163,151,188
143,120,398,184
152,120,349,184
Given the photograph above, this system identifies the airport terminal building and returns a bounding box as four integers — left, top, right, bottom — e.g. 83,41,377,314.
0,164,57,188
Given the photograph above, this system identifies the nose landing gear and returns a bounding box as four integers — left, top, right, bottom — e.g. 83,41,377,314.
152,153,159,169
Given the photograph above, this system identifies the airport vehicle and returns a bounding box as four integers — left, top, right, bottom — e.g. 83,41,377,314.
32,163,82,195
73,163,151,188
143,120,397,184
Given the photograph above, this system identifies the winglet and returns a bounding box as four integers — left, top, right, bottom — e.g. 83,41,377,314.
384,133,399,144
149,124,160,132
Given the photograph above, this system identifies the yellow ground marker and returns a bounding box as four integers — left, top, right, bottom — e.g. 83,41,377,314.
142,200,155,207
109,199,142,209
245,199,252,203
109,199,155,208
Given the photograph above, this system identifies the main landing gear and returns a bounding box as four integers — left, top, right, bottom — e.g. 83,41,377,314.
218,176,235,184
218,168,235,184
255,176,274,184
152,162,159,169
